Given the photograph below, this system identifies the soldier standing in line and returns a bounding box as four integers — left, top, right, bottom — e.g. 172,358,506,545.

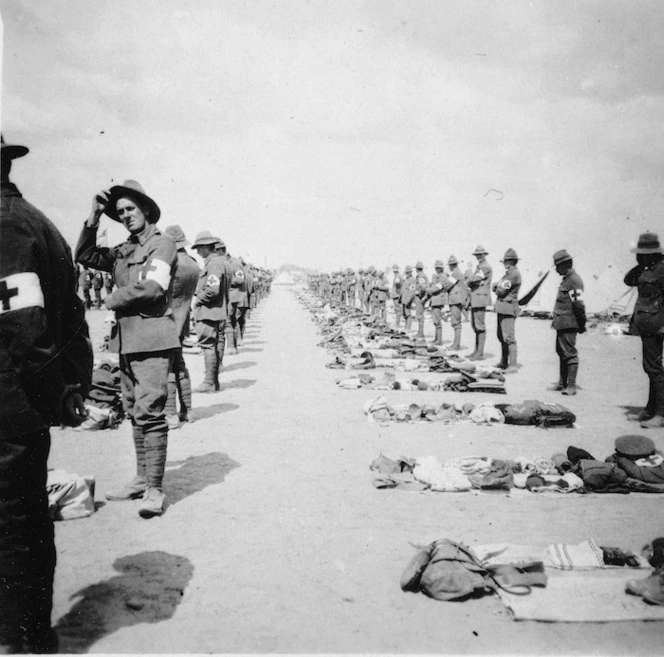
215,239,235,366
104,271,114,299
413,261,429,339
427,260,454,346
80,266,92,309
400,265,416,331
467,246,493,360
227,250,247,354
624,232,664,428
163,225,200,426
447,255,468,350
77,180,180,518
391,264,404,328
1,134,92,653
549,249,586,396
191,231,225,393
493,248,522,373
92,269,104,308
364,266,375,314
235,256,251,346
373,270,390,321
347,268,357,308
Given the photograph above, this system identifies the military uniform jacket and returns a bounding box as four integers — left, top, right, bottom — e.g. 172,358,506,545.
228,256,249,305
447,267,468,306
76,223,180,354
244,268,254,309
172,250,200,337
468,261,492,308
1,182,93,437
625,260,664,335
415,272,429,299
493,266,522,316
194,253,227,322
427,272,454,307
400,275,417,306
374,276,390,301
552,269,585,331
391,273,404,300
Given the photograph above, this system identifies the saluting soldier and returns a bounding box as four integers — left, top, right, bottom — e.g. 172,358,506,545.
492,248,522,373
447,255,468,350
391,264,404,327
427,260,454,345
400,265,417,330
550,249,585,396
467,245,493,360
191,231,226,393
413,261,429,339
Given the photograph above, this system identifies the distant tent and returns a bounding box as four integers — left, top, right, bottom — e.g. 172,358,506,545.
274,271,295,286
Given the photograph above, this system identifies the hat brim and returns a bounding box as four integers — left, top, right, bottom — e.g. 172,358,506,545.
1,144,29,159
472,251,488,256
631,246,662,254
104,185,161,224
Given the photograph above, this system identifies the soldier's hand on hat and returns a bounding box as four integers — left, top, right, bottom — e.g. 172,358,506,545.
87,189,111,226
61,385,88,427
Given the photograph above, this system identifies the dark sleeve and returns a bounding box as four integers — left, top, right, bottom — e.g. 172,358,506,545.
195,259,224,305
624,265,643,287
75,224,116,272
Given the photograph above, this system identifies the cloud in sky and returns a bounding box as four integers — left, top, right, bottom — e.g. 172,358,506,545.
2,0,664,308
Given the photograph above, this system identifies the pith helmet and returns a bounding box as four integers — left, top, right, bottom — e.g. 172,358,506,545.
415,261,424,269
392,264,399,271
448,255,459,266
472,245,488,255
104,180,161,224
632,232,662,254
191,231,219,248
553,249,573,266
405,265,413,273
434,259,445,268
501,248,519,262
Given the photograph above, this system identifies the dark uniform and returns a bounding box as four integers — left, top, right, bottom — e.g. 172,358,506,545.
77,180,179,517
447,256,468,350
427,260,454,345
467,246,492,360
164,225,200,422
493,248,522,373
625,232,664,427
551,250,585,395
227,253,248,353
1,145,92,652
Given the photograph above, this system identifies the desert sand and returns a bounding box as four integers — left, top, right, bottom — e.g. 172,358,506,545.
49,286,664,654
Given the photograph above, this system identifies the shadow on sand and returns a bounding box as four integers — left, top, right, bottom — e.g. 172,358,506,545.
190,402,239,422
55,551,194,653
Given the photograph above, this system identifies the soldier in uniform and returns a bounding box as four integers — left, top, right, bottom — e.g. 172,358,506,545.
227,250,248,354
238,257,252,341
214,239,235,367
1,134,92,653
80,266,92,309
191,232,226,393
347,268,357,308
413,261,429,339
400,265,416,330
77,180,180,518
92,269,104,308
492,248,522,373
373,270,390,321
427,260,454,345
447,255,469,350
549,250,585,396
163,225,200,426
391,264,404,327
467,246,493,360
625,232,664,428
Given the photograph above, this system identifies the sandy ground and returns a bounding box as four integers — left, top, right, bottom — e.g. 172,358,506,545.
49,286,664,654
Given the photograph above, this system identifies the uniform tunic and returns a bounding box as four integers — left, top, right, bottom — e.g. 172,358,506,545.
468,261,492,333
448,266,469,329
494,266,522,346
427,272,454,327
552,268,586,376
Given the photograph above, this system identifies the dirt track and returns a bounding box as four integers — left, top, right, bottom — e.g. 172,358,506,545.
50,286,664,654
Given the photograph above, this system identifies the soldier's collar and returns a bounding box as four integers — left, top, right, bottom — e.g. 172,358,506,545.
130,223,158,245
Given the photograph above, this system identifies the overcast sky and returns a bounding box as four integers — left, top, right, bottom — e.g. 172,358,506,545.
2,0,663,309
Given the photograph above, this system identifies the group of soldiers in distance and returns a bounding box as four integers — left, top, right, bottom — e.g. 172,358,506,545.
76,265,114,309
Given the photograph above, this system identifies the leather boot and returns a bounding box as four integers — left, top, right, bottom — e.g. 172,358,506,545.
433,326,443,345
495,344,508,369
194,349,217,393
216,323,226,373
505,343,518,373
140,429,168,518
468,333,479,360
562,363,578,395
473,332,486,361
106,426,146,500
626,567,664,605
416,319,425,338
